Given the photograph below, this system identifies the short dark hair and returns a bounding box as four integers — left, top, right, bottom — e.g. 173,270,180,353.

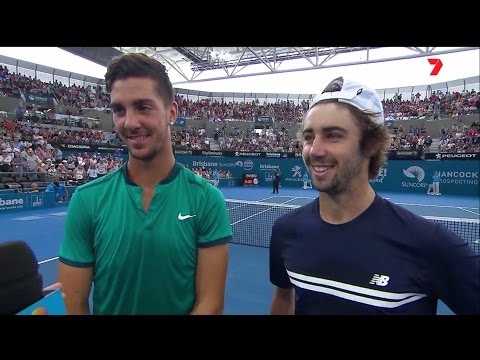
104,53,174,104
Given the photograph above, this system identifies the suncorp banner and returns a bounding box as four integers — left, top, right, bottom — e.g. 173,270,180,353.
369,160,479,196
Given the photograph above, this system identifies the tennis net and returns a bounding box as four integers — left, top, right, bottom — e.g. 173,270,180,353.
225,199,480,254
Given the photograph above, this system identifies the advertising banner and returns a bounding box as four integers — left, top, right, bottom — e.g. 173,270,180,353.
425,153,479,160
369,160,479,196
0,192,55,213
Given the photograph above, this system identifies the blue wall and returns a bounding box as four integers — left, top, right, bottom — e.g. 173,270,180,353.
0,191,56,213
175,156,479,197
57,148,479,197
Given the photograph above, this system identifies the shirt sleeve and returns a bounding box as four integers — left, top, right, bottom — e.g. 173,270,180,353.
426,223,480,314
269,219,292,289
197,184,232,247
58,189,94,267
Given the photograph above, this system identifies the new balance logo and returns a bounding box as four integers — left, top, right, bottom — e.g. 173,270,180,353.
178,213,196,221
369,274,390,286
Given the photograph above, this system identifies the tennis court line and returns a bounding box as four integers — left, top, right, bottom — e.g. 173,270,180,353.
284,196,316,200
422,216,479,223
280,197,300,205
230,207,274,226
48,212,68,217
12,215,44,221
227,202,252,211
38,256,59,265
257,195,294,201
458,207,480,216
394,202,479,210
279,198,300,205
229,197,299,226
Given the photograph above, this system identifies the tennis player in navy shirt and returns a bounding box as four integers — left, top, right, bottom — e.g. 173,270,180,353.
269,77,480,315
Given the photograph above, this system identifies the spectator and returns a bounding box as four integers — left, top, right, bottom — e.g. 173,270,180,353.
29,182,39,192
46,176,69,202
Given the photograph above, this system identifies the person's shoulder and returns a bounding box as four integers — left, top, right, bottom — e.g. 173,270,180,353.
273,198,317,229
376,196,441,233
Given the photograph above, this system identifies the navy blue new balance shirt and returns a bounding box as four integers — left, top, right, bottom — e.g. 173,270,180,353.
269,194,480,315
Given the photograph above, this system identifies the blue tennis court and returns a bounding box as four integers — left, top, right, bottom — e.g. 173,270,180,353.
1,187,478,315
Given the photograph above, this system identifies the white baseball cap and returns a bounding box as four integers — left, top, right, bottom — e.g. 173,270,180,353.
310,76,385,125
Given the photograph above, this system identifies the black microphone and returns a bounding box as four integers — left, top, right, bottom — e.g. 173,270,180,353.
0,240,44,315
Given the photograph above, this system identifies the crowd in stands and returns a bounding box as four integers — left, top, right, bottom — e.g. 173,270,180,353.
216,124,302,154
0,140,125,192
380,89,479,121
15,108,102,130
171,126,210,150
177,90,480,124
2,112,479,162
1,120,479,195
389,124,430,151
1,66,480,159
179,91,480,124
1,118,108,145
2,66,479,123
438,123,480,153
175,95,310,124
0,66,110,109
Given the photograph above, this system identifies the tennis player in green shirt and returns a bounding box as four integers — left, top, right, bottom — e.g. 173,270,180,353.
57,53,232,315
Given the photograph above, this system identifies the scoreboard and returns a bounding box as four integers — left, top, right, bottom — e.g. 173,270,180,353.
242,173,259,186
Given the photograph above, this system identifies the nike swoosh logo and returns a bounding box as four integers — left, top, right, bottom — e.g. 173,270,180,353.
178,213,196,221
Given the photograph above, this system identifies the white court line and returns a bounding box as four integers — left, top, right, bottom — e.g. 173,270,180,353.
38,256,59,265
257,195,294,201
423,216,479,223
227,202,251,211
13,216,44,221
256,199,475,210
279,198,298,205
270,195,299,198
257,195,280,202
458,207,480,216
48,212,68,216
230,207,275,226
394,202,479,210
230,197,299,226
287,196,316,200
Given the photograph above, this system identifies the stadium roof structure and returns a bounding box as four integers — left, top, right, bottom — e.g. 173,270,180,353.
60,47,476,86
